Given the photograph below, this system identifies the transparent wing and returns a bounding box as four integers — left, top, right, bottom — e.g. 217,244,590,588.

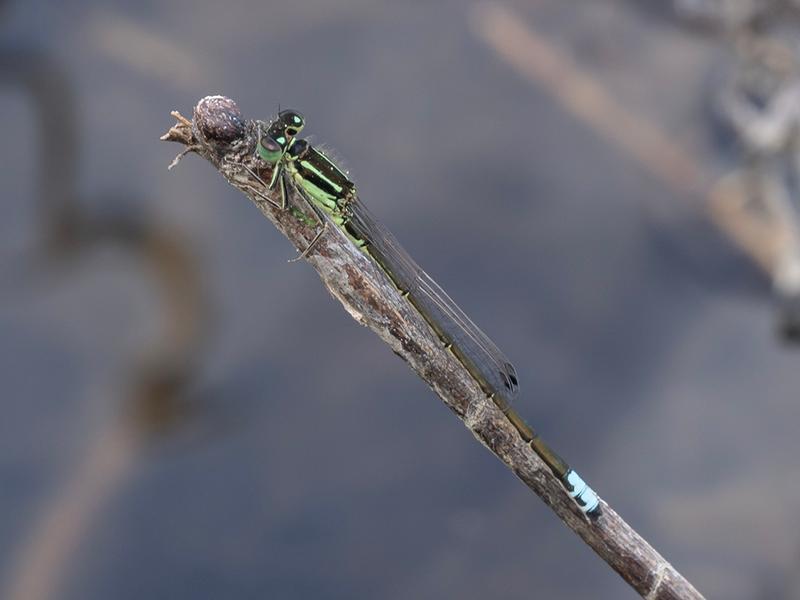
345,198,520,403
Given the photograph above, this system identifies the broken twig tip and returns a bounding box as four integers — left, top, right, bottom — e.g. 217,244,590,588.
170,110,193,128
167,147,193,170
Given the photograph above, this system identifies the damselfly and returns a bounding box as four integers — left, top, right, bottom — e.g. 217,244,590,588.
257,111,600,517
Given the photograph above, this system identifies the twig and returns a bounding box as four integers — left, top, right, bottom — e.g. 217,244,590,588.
163,95,705,599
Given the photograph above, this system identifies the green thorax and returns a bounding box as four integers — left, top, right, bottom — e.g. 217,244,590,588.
285,140,356,218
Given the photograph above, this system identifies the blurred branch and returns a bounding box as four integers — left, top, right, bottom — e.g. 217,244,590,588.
0,44,207,435
1,41,208,600
471,0,800,336
709,170,787,274
163,96,705,600
5,423,140,600
4,217,207,600
470,2,708,200
0,45,81,246
710,30,800,336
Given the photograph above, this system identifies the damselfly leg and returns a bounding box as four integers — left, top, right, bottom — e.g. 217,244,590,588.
277,170,330,262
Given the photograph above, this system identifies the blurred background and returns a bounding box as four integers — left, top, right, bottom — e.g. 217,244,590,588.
2,1,800,598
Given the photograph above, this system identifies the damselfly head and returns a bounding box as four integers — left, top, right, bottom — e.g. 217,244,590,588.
277,109,305,137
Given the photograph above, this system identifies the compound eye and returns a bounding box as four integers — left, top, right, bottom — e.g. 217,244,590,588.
258,137,284,163
287,138,309,159
280,109,305,135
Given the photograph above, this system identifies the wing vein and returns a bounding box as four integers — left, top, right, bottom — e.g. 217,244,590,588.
345,198,520,401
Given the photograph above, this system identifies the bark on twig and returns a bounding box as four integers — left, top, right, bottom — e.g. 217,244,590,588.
162,95,705,600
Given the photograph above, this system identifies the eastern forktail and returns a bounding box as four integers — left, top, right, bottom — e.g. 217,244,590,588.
257,111,600,517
